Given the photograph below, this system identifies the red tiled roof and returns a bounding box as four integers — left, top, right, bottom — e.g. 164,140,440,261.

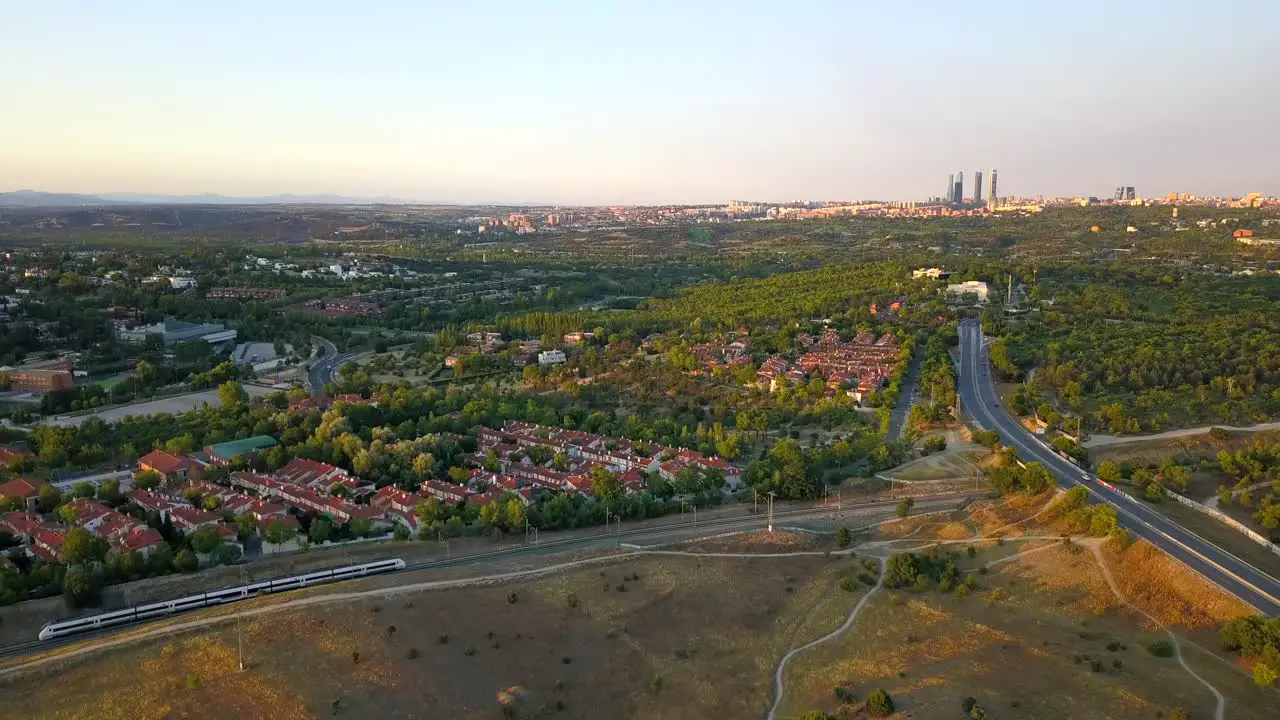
0,477,46,499
170,506,221,528
66,498,113,525
138,449,196,476
118,526,165,552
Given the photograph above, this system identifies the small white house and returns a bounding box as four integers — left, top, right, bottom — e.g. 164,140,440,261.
538,350,566,366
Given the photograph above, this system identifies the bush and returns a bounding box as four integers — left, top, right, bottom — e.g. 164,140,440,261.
407,648,420,659
866,688,895,716
1148,639,1174,658
835,526,851,549
896,497,914,518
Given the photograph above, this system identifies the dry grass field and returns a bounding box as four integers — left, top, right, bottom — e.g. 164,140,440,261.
2,497,1274,720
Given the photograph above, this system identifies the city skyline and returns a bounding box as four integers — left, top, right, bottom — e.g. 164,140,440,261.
3,1,1279,204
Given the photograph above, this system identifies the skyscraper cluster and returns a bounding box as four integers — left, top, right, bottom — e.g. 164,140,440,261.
944,169,998,205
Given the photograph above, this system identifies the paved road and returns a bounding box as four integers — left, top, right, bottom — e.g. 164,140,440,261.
958,319,1280,615
306,337,342,395
52,469,132,492
886,346,922,440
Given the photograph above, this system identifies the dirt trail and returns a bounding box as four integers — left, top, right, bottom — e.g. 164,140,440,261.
1089,542,1226,720
767,557,886,720
1084,422,1280,448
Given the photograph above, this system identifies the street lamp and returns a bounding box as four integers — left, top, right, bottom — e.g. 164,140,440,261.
767,491,776,533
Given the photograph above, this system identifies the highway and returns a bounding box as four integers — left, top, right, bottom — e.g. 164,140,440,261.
958,319,1280,615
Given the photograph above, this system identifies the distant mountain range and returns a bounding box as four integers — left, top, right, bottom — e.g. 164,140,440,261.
0,190,418,207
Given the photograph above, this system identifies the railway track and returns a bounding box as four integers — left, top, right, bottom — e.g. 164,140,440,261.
0,493,967,662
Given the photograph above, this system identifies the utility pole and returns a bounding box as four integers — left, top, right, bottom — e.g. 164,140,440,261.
237,567,246,671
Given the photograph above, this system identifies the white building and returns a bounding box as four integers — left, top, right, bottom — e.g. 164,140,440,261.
912,267,949,280
538,350,566,366
946,281,989,303
169,276,197,290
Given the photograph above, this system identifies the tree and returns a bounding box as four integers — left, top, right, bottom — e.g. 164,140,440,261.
37,483,62,513
590,466,623,505
61,527,107,564
1145,482,1165,503
98,478,121,504
504,497,526,529
478,501,503,529
552,452,570,472
1096,460,1121,483
264,519,297,545
971,430,1000,448
413,453,434,477
63,563,103,608
896,497,914,518
866,688,895,716
71,481,96,499
133,470,162,491
1252,660,1277,689
202,495,221,512
235,512,259,541
217,380,249,408
213,543,241,566
348,515,372,538
174,548,199,572
190,525,223,555
309,517,333,544
135,359,156,385
835,526,851,549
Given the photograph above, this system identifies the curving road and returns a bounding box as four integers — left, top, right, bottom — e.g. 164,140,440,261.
306,337,343,395
958,319,1280,615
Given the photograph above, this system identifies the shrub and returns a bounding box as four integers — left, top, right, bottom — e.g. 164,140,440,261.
835,526,851,548
866,688,895,716
566,593,580,609
838,577,858,593
561,656,572,664
407,648,420,659
464,647,476,656
967,546,977,558
438,633,449,644
1148,639,1174,658
961,697,976,712
508,592,519,604
351,651,360,664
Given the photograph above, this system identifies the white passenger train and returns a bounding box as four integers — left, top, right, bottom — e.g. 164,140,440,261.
38,558,406,641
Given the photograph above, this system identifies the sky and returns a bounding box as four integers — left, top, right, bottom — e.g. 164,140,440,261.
3,0,1278,204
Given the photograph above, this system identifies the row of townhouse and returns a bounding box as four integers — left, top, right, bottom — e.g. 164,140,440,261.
0,512,69,563
477,421,742,490
230,469,382,528
63,498,170,557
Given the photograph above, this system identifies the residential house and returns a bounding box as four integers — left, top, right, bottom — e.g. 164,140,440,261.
137,449,203,484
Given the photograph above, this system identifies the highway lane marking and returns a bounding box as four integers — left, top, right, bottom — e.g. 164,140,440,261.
959,321,1280,613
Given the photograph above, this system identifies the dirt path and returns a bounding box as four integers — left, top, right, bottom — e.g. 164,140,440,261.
1088,541,1226,720
1084,422,1280,448
767,557,886,720
1205,480,1276,508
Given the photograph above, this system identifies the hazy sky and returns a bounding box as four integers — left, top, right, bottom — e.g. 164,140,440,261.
3,1,1278,203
